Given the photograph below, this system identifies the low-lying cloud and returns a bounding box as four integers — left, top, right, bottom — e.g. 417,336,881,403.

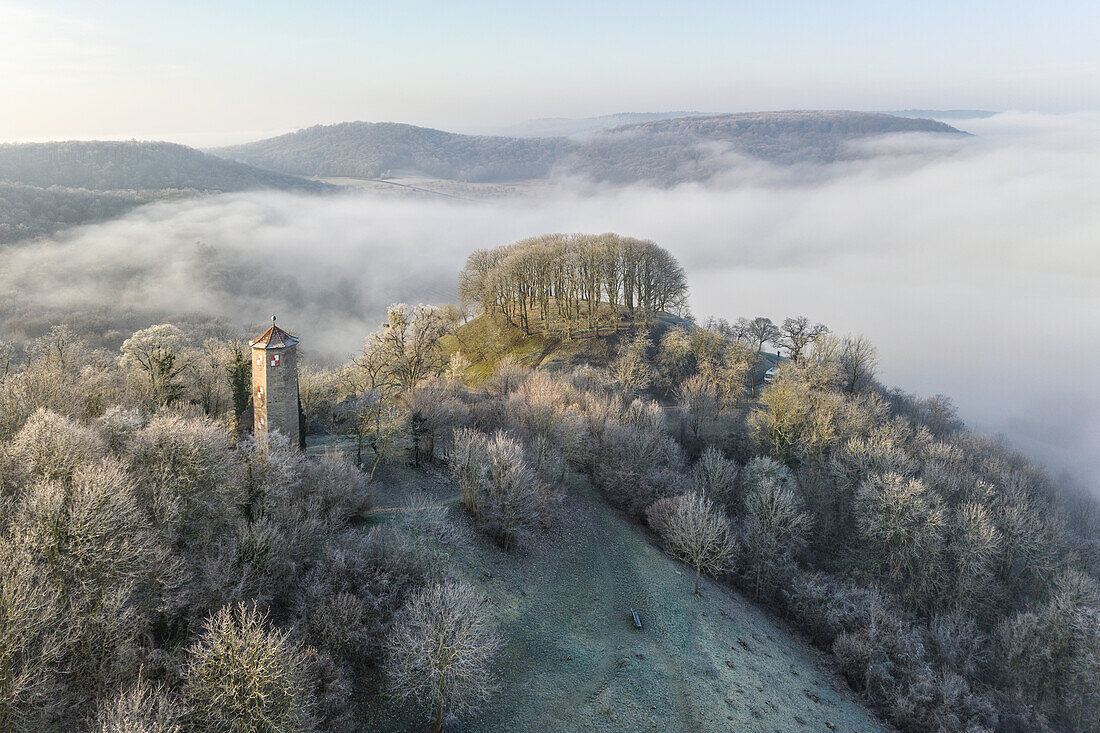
2,112,1098,491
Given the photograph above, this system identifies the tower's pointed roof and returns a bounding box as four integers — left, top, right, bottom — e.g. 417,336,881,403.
249,317,299,349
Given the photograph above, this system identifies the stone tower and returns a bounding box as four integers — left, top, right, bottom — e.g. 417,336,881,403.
249,316,300,448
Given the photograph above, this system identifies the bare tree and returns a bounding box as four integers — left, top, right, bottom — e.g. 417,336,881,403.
655,326,694,394
447,428,550,549
335,390,401,481
739,316,779,356
184,602,312,733
855,472,945,608
646,492,737,595
740,457,812,598
675,374,718,440
385,581,502,733
839,335,879,394
119,324,190,407
608,331,654,394
693,446,739,507
778,317,829,363
367,304,453,392
714,340,754,410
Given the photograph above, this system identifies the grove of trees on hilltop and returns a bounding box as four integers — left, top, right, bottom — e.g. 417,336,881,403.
459,233,689,338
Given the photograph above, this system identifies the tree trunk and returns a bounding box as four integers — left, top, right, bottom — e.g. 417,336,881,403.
434,697,444,733
694,564,702,596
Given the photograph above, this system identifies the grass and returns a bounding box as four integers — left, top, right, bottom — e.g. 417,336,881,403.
442,311,690,385
442,314,560,382
350,456,887,733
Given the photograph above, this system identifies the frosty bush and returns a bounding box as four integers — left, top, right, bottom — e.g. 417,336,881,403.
184,602,312,733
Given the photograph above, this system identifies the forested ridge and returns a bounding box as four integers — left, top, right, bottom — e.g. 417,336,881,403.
0,141,325,244
212,111,965,185
0,233,1096,733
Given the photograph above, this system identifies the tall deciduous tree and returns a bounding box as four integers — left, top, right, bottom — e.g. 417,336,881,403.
385,581,501,733
779,316,829,363
119,324,189,407
366,304,453,392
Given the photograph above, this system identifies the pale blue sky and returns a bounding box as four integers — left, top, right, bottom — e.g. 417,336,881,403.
2,0,1098,143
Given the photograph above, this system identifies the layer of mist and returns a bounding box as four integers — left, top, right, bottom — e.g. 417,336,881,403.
2,112,1096,490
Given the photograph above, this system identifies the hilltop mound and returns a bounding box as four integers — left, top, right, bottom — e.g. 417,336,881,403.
445,312,688,382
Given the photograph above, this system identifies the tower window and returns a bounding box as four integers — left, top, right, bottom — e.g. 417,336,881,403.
258,417,266,430
270,354,281,367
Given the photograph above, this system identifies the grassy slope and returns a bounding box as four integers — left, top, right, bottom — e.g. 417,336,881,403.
353,459,887,733
443,312,689,382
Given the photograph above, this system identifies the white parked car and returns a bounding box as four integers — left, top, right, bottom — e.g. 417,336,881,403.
763,366,778,384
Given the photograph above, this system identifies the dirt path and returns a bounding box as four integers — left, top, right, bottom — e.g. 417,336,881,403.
367,467,886,732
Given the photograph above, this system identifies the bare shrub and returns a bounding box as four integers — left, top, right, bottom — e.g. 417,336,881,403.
740,457,812,599
297,453,371,524
482,356,528,398
94,679,184,733
5,408,105,490
396,495,469,573
647,492,737,595
609,331,654,394
127,414,242,548
295,528,424,669
929,612,987,680
97,406,146,455
675,373,718,441
184,602,313,733
385,580,502,733
782,571,888,648
447,428,557,549
692,445,739,507
0,541,65,732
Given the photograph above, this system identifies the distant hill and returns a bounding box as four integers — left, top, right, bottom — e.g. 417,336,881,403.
212,122,573,182
889,109,998,120
568,110,964,183
0,141,325,244
487,111,702,138
0,140,323,192
214,111,965,186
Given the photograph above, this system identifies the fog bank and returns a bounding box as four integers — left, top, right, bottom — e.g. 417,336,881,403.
2,112,1097,490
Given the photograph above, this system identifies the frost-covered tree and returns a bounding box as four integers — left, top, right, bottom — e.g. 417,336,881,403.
119,324,189,407
647,492,737,595
385,581,501,733
692,446,739,507
740,457,812,598
184,603,312,733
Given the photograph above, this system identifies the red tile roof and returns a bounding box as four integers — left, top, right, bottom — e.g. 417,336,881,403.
249,322,299,349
